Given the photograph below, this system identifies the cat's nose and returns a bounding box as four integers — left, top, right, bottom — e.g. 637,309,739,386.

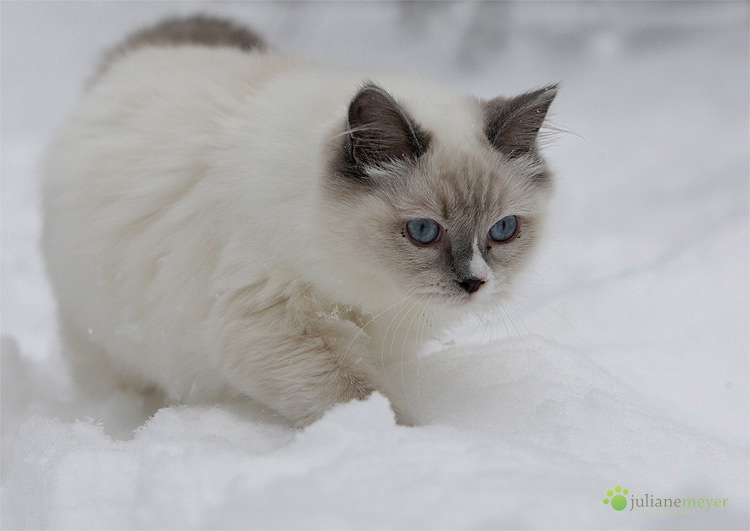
457,277,485,294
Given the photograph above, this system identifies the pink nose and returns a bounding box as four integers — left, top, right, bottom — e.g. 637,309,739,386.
458,277,485,293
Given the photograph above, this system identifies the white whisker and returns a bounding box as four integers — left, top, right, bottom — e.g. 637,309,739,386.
391,294,429,409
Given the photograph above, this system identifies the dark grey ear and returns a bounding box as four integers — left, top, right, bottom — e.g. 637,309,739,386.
485,84,557,158
346,83,430,168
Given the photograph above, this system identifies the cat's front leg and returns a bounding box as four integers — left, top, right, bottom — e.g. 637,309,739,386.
218,313,396,427
313,318,417,426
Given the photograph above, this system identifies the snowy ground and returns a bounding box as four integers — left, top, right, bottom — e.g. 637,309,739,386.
1,1,748,529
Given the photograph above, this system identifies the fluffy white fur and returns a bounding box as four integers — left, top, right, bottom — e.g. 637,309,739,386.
44,42,553,426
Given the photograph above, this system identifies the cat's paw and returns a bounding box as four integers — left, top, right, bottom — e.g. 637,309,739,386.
392,404,418,427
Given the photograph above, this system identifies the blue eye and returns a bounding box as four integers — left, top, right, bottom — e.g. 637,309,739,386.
405,218,441,245
489,215,518,243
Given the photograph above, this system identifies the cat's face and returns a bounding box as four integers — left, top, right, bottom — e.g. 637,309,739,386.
321,83,556,310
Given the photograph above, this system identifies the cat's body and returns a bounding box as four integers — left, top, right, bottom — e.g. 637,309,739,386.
43,16,556,426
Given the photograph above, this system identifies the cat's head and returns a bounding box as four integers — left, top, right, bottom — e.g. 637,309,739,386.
319,81,556,311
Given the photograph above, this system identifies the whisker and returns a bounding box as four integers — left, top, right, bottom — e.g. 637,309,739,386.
495,300,513,343
341,285,418,359
467,306,487,345
510,294,586,351
482,305,498,345
337,286,419,388
497,302,534,373
379,303,409,386
415,295,436,418
379,289,425,388
500,302,525,345
505,299,534,341
391,294,429,409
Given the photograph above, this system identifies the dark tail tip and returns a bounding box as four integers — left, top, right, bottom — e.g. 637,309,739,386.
94,15,265,82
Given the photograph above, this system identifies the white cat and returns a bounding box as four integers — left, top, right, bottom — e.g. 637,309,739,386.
43,16,557,426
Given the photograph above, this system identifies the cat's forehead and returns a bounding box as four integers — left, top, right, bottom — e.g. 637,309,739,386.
390,82,483,139
398,145,548,224
394,93,550,215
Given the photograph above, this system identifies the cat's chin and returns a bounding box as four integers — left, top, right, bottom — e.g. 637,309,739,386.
448,294,474,308
428,291,494,310
453,289,505,310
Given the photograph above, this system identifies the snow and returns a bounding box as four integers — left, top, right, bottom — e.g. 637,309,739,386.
1,1,748,529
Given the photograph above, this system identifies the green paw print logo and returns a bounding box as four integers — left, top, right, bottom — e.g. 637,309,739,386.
603,485,628,511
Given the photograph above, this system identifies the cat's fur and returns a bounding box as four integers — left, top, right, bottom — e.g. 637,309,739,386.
43,16,557,426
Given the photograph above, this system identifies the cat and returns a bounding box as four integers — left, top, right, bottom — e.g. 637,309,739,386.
42,15,557,427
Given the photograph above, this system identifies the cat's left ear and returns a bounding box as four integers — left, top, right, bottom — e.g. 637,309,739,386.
485,84,558,158
346,83,430,169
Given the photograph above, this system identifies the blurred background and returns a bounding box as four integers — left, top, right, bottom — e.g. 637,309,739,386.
4,0,748,357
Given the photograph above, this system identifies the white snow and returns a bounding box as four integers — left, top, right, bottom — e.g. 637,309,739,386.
1,2,748,529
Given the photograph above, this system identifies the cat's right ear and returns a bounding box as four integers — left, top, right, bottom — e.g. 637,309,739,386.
346,84,430,169
485,84,557,158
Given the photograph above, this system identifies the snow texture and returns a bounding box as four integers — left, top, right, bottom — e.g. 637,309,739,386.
1,1,748,529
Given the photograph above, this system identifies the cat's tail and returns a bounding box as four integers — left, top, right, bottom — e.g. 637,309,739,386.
95,14,266,79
